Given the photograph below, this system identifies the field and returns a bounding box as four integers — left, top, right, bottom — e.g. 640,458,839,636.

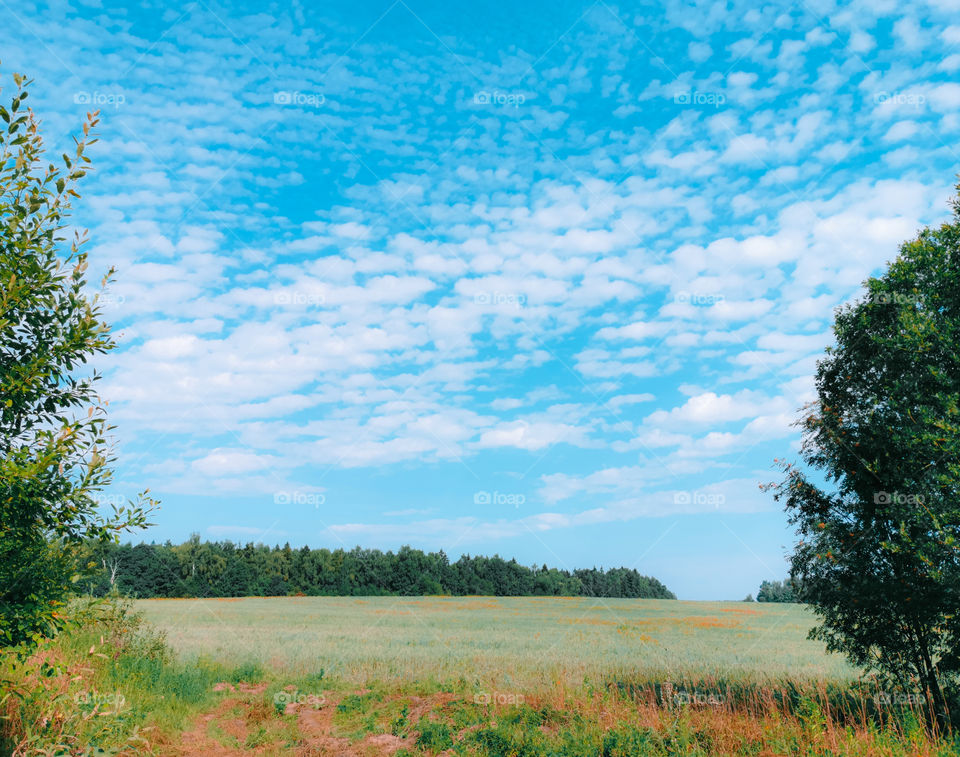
135,596,855,687
6,597,955,756
116,597,946,756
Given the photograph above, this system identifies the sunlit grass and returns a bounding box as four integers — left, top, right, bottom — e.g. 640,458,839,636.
8,598,956,755
135,596,856,689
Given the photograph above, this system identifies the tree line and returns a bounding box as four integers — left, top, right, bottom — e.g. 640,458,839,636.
79,536,676,600
754,579,797,603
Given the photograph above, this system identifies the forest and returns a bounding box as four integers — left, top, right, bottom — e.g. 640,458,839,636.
79,536,677,600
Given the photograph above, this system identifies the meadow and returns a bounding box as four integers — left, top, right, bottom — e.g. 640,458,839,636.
5,597,956,756
134,596,855,687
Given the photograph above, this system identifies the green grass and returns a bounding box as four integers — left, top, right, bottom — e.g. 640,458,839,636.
6,597,959,756
135,596,856,688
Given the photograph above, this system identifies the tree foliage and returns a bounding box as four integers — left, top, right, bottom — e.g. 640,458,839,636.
0,70,155,647
770,183,960,730
77,536,676,600
755,579,796,603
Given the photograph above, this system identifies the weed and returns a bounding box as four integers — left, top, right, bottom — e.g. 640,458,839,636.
416,719,454,751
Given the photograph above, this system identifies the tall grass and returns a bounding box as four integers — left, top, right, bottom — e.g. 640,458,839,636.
134,596,856,687
3,596,959,755
0,599,240,755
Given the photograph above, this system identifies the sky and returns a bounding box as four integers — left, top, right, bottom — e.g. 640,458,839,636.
3,0,959,600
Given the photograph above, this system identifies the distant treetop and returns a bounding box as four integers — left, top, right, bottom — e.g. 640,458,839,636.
78,538,677,600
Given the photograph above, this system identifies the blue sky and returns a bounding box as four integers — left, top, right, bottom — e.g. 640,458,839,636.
4,0,959,599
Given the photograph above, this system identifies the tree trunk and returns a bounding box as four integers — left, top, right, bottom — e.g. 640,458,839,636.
918,640,950,734
910,619,950,734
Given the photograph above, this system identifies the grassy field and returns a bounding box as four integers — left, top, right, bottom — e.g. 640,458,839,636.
135,596,855,687
5,597,957,756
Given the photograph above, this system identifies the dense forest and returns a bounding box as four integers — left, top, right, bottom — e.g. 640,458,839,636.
78,536,676,599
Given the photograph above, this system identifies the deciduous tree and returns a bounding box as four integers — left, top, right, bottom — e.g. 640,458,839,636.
0,70,155,647
770,183,960,731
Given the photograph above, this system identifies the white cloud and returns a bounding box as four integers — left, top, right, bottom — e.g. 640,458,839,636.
191,449,279,476
6,0,954,588
476,421,589,451
644,391,788,429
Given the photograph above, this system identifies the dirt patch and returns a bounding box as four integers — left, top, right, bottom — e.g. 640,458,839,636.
360,733,411,754
170,688,455,756
293,691,450,756
171,696,253,756
406,692,458,723
168,686,286,756
293,694,355,756
177,710,237,757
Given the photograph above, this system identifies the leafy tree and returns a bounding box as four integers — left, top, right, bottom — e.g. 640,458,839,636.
756,579,796,603
770,183,960,731
0,70,155,647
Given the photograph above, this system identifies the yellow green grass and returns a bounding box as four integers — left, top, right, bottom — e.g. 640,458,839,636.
6,597,959,755
135,596,855,688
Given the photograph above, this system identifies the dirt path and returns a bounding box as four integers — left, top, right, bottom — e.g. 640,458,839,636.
164,684,422,757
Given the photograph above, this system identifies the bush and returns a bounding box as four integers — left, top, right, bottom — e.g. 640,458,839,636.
0,597,218,755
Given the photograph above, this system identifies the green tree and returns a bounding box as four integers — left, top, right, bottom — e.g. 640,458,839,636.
0,70,155,647
756,579,795,603
770,183,960,731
